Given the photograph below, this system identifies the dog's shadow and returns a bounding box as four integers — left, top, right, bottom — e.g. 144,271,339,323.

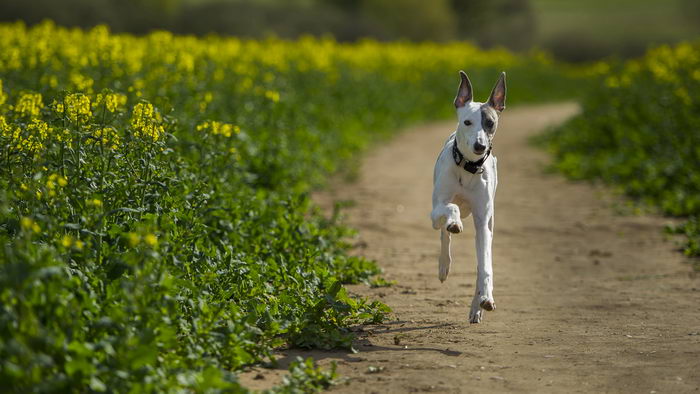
351,321,463,356
266,321,463,371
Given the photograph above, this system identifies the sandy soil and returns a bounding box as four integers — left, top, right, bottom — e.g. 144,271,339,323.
241,103,700,393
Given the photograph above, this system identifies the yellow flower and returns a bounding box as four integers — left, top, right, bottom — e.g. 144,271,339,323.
56,128,72,144
64,93,92,123
0,115,51,154
127,232,140,247
69,72,94,92
14,92,44,118
198,91,214,112
264,90,280,103
130,102,164,142
93,127,121,150
0,115,9,136
74,240,84,250
61,234,73,248
95,92,127,113
144,233,158,247
20,217,40,233
45,173,68,191
87,198,103,207
0,79,6,107
52,100,64,114
20,217,33,230
196,120,240,138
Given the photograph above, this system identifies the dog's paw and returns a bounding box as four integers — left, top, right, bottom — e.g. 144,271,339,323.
480,298,496,312
469,308,482,324
469,295,495,323
446,220,463,234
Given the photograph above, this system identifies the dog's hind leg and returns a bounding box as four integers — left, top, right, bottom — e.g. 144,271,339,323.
469,286,483,323
471,211,496,322
438,227,452,282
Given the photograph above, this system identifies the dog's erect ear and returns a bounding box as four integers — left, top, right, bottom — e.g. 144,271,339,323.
488,72,506,112
454,71,473,108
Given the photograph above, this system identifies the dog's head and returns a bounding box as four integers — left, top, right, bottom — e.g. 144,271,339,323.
454,71,506,160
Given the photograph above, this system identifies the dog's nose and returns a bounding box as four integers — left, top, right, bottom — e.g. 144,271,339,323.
473,142,486,154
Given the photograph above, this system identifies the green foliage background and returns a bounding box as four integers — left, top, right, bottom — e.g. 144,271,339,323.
0,22,590,391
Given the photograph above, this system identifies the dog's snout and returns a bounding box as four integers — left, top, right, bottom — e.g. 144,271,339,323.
473,142,486,154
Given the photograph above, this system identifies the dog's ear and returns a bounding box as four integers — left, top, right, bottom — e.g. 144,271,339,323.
454,70,473,108
488,72,506,112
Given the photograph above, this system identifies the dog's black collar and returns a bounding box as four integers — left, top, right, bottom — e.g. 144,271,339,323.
452,140,491,174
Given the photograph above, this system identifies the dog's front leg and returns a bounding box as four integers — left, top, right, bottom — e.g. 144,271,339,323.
439,227,452,282
432,196,460,282
431,188,462,234
469,210,496,323
432,182,461,282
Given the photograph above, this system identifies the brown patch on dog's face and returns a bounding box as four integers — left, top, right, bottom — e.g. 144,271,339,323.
480,105,499,140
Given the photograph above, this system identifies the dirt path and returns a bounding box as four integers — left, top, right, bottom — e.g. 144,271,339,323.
242,103,700,393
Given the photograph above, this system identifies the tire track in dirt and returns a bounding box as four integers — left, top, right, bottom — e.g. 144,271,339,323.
241,103,700,393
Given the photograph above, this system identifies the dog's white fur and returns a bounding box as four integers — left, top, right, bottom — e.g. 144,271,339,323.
430,71,506,324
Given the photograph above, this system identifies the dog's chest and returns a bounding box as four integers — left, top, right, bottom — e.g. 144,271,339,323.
455,167,489,190
453,155,497,198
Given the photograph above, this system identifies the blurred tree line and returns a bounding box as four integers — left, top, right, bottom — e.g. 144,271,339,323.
0,0,536,50
2,0,698,61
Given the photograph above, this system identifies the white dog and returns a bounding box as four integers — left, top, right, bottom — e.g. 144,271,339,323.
430,71,506,324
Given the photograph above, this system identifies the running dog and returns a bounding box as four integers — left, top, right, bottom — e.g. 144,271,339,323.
430,71,506,324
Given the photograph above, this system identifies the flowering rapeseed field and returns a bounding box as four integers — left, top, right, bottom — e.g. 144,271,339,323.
0,21,588,391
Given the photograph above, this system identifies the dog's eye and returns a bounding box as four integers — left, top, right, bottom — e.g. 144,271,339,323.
463,120,472,126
